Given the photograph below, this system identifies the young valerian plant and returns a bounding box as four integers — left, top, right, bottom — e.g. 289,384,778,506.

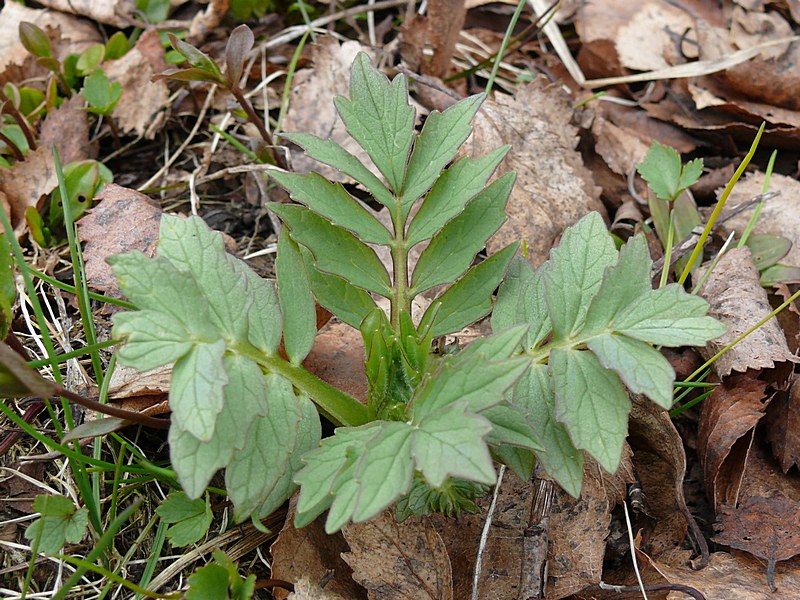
109,53,726,534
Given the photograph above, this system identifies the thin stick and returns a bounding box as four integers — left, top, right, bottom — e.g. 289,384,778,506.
472,465,505,600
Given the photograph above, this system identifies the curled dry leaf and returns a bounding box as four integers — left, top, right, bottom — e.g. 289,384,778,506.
698,247,794,377
0,146,57,236
465,76,604,267
697,373,768,511
341,510,453,600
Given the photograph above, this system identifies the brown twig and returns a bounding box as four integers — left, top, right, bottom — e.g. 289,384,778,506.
229,86,287,170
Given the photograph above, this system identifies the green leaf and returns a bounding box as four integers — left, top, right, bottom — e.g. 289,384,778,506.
227,375,321,522
550,348,629,472
170,354,268,498
231,260,282,356
413,402,495,488
269,203,391,296
157,215,252,343
636,141,682,201
402,94,485,208
587,334,675,409
411,353,528,421
25,495,88,555
678,158,703,194
113,310,194,371
280,133,394,208
407,146,510,247
455,324,528,364
82,69,122,114
325,421,414,532
511,365,584,496
746,234,791,270
156,492,213,547
483,403,543,450
491,446,535,481
186,564,230,600
76,43,104,75
611,284,727,346
334,52,415,192
276,229,316,365
62,416,128,442
543,212,617,339
492,256,551,350
104,32,130,60
168,34,225,84
422,242,518,337
301,248,377,329
270,171,391,245
411,173,515,294
170,339,228,442
19,22,52,58
582,234,652,334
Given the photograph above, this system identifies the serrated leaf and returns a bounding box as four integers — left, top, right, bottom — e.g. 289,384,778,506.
231,260,282,355
280,133,394,208
550,348,629,472
301,247,377,329
412,353,528,421
421,242,518,337
25,495,88,555
407,146,510,247
612,284,727,346
157,215,252,342
269,203,391,296
186,564,230,600
276,229,316,364
511,365,584,497
295,423,383,527
402,94,484,208
587,334,674,408
170,354,268,498
492,256,551,350
170,339,228,442
226,374,314,521
113,310,194,371
334,53,414,192
455,324,528,364
678,157,703,193
325,421,414,532
636,141,682,201
156,492,212,547
270,171,391,245
411,173,514,294
582,234,652,334
413,402,495,487
483,403,543,450
543,212,617,339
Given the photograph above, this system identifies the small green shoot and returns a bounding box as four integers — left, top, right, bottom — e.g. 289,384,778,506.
24,494,89,555
155,491,213,547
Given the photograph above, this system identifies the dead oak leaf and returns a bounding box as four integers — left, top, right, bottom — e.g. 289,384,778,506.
713,494,800,592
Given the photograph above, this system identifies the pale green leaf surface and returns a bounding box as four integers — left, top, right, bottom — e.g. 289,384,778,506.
412,354,528,421
492,256,551,350
280,133,394,207
24,495,88,555
491,446,535,481
227,374,304,521
679,158,704,192
113,310,193,371
483,403,543,450
636,141,682,201
543,212,617,338
411,173,514,294
157,215,251,341
550,348,629,473
155,492,212,547
612,284,727,346
269,203,391,296
402,94,484,207
276,230,316,364
186,564,229,600
587,334,674,408
583,234,652,334
511,366,584,497
423,242,518,337
170,339,228,442
407,146,509,247
413,402,495,487
270,171,391,245
456,324,528,364
231,260,282,355
170,355,269,498
334,53,414,191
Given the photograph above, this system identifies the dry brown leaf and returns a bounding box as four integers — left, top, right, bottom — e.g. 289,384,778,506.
0,146,57,236
697,373,768,510
546,448,635,598
399,0,466,78
270,497,366,600
104,30,170,139
32,0,141,27
78,184,162,297
39,94,97,164
341,510,453,600
287,578,347,600
766,376,800,473
615,2,695,71
466,77,604,267
698,247,794,377
302,321,368,403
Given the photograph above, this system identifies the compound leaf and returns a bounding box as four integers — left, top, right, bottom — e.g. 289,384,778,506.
269,203,391,297
231,260,282,356
113,310,194,371
334,52,414,192
270,171,391,245
483,402,543,451
402,94,484,208
411,173,514,294
550,347,630,473
492,256,552,350
276,229,316,365
25,495,88,555
156,491,213,547
543,212,617,339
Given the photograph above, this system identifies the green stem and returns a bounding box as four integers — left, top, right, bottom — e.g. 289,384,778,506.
390,201,410,329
